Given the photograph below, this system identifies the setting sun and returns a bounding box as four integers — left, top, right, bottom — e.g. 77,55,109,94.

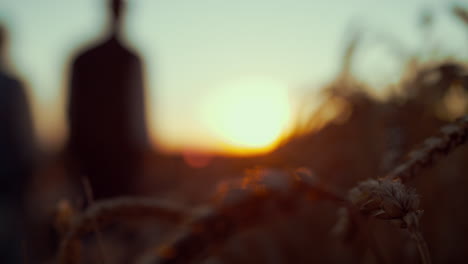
202,78,291,154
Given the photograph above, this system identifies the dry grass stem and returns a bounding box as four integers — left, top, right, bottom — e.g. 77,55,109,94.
411,229,432,264
82,177,108,264
386,115,468,182
57,197,188,264
139,169,345,264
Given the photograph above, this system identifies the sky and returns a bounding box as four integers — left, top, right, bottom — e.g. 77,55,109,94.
0,0,467,154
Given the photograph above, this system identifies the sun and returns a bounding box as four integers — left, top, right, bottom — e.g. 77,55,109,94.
202,77,291,155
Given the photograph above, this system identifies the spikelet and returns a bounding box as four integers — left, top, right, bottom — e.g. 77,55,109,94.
387,116,468,182
333,116,468,264
348,178,422,229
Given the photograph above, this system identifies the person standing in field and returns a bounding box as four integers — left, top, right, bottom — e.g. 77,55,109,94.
67,0,148,200
0,24,36,264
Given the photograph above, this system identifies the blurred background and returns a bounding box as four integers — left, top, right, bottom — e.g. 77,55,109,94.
1,0,468,263
1,0,466,154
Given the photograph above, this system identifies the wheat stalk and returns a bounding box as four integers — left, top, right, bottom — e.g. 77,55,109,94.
341,115,468,264
57,197,189,264
137,169,345,264
59,116,468,264
386,116,468,182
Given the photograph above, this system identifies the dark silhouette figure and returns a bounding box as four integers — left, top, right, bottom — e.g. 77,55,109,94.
67,0,148,199
0,25,35,264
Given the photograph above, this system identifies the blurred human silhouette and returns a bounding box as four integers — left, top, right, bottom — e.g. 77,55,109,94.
0,24,35,264
67,0,148,200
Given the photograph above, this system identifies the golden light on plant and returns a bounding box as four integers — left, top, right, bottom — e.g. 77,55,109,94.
202,78,291,155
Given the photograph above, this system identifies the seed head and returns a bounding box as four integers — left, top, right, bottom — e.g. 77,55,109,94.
348,178,423,229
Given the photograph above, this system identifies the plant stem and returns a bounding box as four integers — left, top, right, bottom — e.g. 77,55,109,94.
410,229,432,264
82,177,107,264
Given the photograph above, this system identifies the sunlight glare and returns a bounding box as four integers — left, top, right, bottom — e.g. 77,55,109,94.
202,78,291,154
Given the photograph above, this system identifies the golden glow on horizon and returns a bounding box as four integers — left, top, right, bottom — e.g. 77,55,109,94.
202,78,291,155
